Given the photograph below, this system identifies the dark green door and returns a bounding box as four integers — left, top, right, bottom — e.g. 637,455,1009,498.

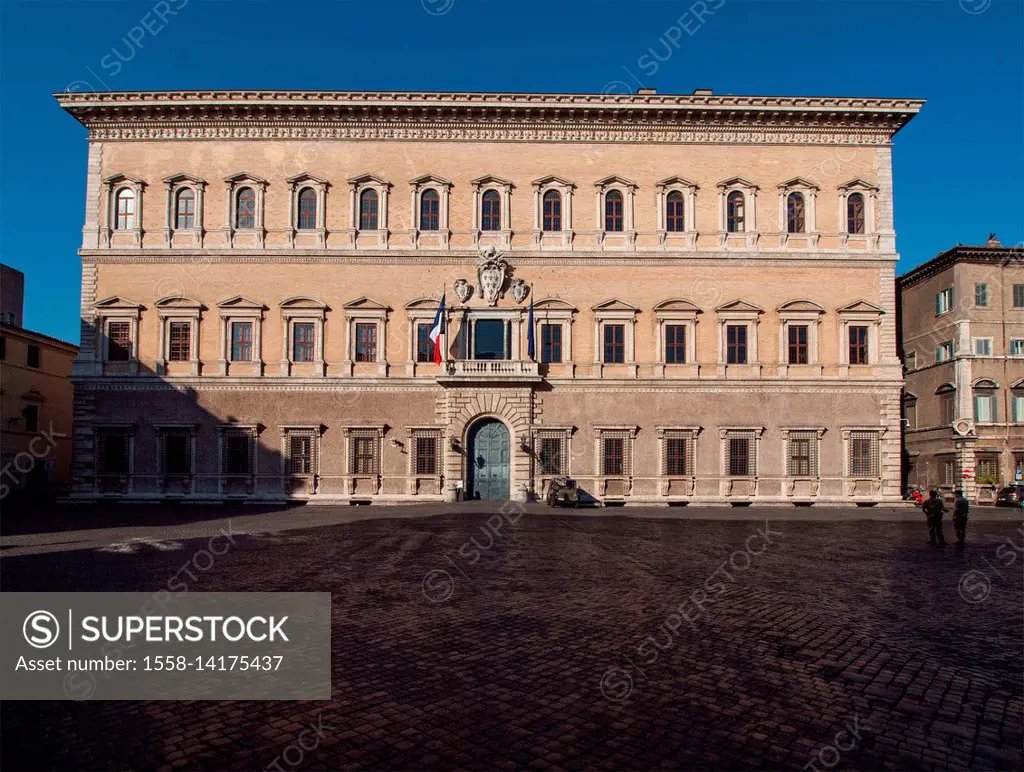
468,419,511,500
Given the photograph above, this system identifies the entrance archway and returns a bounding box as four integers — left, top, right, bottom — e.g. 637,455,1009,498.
467,418,511,500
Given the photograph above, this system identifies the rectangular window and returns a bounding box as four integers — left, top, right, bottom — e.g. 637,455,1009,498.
350,433,379,475
935,287,953,315
230,322,253,362
942,458,958,486
726,325,747,365
663,435,693,477
665,325,687,364
99,431,130,475
787,433,819,477
905,400,917,430
935,341,954,362
1014,284,1024,308
787,325,809,365
940,394,955,425
107,321,132,361
603,324,625,364
1010,339,1024,357
416,324,435,363
354,322,377,363
727,436,752,477
292,322,315,362
541,323,562,364
848,326,869,365
161,431,191,475
976,455,999,483
1013,395,1024,423
167,322,191,362
973,338,992,356
26,344,40,368
974,394,997,423
602,437,625,476
0,335,5,360
224,434,251,475
975,283,988,307
413,432,439,476
905,351,917,371
288,436,313,475
22,404,39,433
848,432,879,478
539,437,563,475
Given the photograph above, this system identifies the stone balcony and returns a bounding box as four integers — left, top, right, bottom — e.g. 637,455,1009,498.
437,359,542,384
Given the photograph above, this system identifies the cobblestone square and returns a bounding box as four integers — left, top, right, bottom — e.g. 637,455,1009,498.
1,507,1022,770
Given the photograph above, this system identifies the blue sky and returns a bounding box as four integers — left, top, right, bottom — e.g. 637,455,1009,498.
1,0,1021,344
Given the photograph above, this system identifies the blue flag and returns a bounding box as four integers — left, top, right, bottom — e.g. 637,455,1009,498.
526,294,535,360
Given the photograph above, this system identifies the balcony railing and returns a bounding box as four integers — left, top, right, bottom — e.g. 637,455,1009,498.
438,359,541,382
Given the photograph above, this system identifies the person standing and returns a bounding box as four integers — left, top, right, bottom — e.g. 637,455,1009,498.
953,489,969,546
923,490,947,547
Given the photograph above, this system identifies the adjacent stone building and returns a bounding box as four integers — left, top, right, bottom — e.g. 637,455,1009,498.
0,264,78,500
55,89,922,505
898,236,1024,501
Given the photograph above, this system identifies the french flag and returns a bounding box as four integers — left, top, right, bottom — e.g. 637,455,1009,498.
429,295,446,365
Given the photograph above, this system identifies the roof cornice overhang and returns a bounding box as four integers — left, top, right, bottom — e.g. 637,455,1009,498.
54,90,925,145
898,246,1024,289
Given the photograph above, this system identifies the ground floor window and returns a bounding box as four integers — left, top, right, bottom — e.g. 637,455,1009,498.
724,431,757,477
976,455,1000,485
787,431,819,477
598,430,633,477
941,456,959,486
848,431,879,477
412,430,440,475
535,430,570,477
97,429,131,475
158,428,192,475
349,430,380,475
221,430,253,475
660,429,696,477
283,429,318,475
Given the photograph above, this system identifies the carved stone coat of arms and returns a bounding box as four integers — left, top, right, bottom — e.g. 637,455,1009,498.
477,246,509,306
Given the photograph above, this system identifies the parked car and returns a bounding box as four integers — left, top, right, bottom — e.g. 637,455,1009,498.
995,485,1024,507
546,477,581,508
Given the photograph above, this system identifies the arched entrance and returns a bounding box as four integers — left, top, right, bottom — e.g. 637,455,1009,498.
467,418,511,500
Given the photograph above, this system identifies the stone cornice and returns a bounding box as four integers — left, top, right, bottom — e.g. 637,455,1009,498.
78,249,899,268
54,90,924,145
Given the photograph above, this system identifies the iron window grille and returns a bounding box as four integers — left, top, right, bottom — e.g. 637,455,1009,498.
98,429,131,475
222,431,253,476
285,430,317,475
725,432,757,477
412,430,441,476
350,430,380,475
787,432,819,477
848,431,879,478
662,430,695,477
600,431,632,477
535,430,570,476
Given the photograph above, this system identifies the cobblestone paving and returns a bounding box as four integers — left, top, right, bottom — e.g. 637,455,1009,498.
2,512,1022,770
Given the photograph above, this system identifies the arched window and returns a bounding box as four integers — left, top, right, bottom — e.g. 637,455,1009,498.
359,189,379,230
542,190,562,232
420,189,440,231
786,192,805,234
666,191,685,232
727,191,745,232
115,188,136,230
235,187,256,229
175,188,195,230
481,189,501,231
847,192,865,234
605,190,624,232
297,188,317,230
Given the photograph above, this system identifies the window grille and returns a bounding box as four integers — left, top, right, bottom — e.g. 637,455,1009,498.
787,432,819,477
98,429,131,475
349,430,380,475
412,430,441,476
848,431,879,478
285,430,317,475
221,430,253,476
159,429,192,475
535,430,570,476
600,431,632,477
661,430,695,477
725,431,757,477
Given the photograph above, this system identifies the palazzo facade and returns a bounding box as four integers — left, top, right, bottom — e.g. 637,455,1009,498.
56,88,922,505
